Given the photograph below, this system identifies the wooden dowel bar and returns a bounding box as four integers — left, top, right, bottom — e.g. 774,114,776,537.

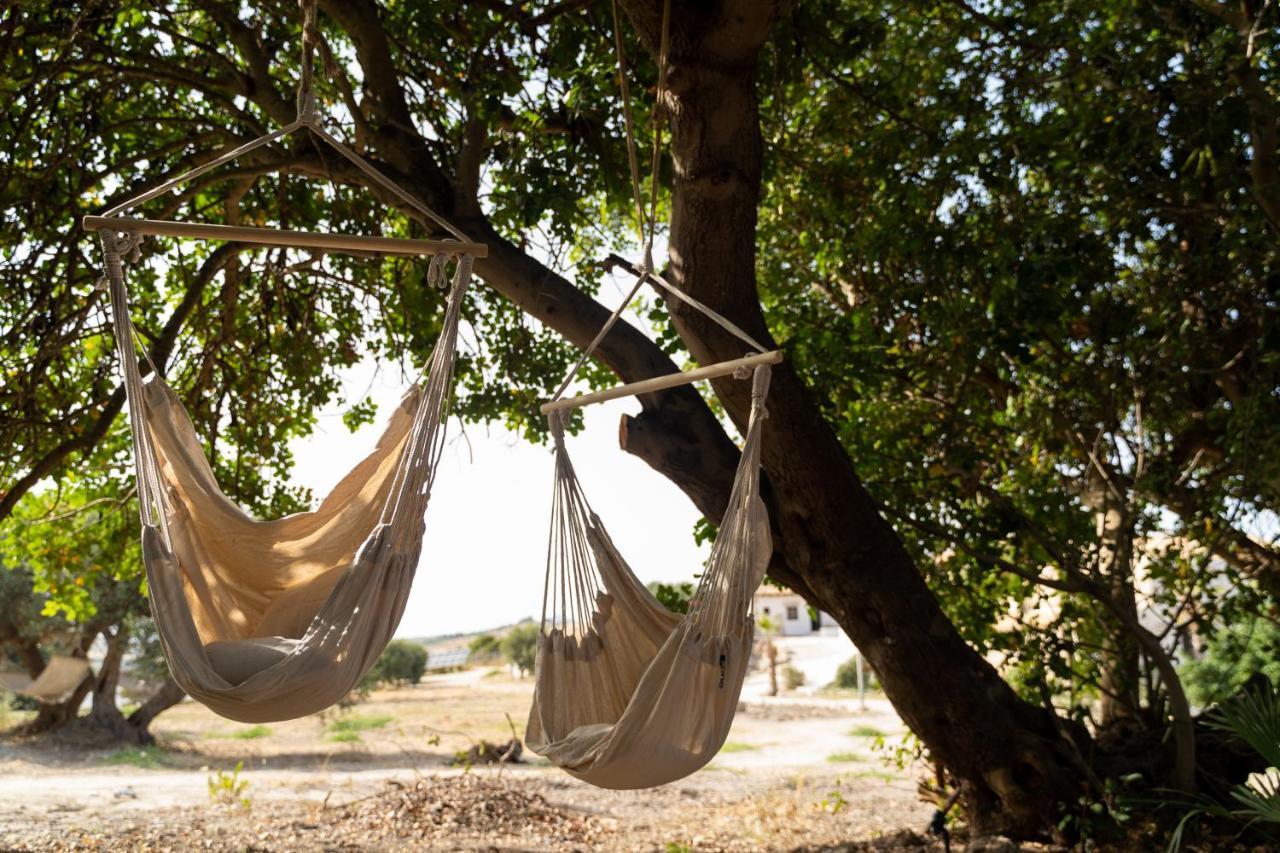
83,216,489,259
540,350,782,414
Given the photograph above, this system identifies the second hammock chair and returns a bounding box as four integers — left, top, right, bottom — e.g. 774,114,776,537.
89,29,486,721
524,265,779,789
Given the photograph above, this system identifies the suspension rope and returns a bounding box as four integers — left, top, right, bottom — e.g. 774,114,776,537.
103,0,471,245
548,0,767,404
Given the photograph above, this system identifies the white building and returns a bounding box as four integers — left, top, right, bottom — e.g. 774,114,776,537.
752,586,840,636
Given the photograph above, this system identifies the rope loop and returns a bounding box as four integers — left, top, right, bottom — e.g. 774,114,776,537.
427,252,456,290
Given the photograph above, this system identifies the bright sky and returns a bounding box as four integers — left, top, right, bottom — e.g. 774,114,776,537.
287,355,710,640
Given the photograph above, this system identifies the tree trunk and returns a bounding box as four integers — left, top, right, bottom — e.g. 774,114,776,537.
617,0,1091,836
87,625,129,733
1094,500,1143,727
126,677,185,745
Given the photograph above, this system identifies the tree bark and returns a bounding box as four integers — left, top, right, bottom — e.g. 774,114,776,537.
126,677,186,745
616,0,1091,835
87,625,129,733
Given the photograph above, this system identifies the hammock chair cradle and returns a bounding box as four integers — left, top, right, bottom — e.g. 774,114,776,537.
88,7,482,721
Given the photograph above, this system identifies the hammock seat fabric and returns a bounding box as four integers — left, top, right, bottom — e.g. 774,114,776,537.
19,656,93,705
99,235,471,723
525,364,773,789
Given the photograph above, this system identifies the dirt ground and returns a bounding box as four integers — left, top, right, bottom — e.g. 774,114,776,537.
0,669,941,851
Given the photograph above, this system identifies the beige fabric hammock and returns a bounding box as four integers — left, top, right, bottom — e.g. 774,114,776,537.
88,48,484,721
97,238,470,723
19,656,92,705
525,363,773,789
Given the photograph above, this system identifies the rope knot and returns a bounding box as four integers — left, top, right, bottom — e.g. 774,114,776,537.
638,246,655,278
428,252,455,290
113,232,143,264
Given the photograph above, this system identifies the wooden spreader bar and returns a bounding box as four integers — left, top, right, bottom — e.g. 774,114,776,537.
83,216,488,259
540,350,782,414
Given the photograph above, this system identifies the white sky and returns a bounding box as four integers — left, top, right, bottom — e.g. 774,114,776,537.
287,357,709,640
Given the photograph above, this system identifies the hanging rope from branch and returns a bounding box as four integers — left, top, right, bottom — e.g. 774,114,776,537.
608,0,672,274
297,0,319,121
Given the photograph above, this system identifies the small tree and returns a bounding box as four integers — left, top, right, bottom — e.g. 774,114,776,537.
467,633,501,662
501,624,539,677
364,640,428,687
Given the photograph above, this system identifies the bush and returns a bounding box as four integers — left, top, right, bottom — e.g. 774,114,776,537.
468,633,501,662
1181,616,1280,706
501,623,540,676
783,665,806,690
363,640,428,688
831,655,878,690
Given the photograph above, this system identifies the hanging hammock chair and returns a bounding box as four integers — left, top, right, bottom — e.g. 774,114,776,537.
522,0,782,789
86,13,486,721
525,359,774,789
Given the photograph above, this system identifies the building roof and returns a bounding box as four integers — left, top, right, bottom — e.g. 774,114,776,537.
753,585,801,598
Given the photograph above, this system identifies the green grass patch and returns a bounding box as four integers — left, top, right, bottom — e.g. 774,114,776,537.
229,724,272,739
848,724,884,738
825,751,862,764
719,741,757,753
327,713,393,734
101,746,169,769
328,731,362,743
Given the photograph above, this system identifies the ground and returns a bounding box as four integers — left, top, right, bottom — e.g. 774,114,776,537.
0,665,942,851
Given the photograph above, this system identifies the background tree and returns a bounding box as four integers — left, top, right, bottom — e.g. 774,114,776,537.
500,624,540,678
363,639,429,687
1,0,1276,837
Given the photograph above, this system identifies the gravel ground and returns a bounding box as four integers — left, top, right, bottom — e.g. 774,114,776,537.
0,771,939,851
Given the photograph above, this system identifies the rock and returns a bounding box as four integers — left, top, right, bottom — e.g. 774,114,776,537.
966,837,1020,853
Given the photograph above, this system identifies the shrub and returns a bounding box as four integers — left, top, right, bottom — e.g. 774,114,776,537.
783,665,806,690
831,655,879,690
468,633,501,661
501,623,540,676
363,639,428,688
1181,616,1280,706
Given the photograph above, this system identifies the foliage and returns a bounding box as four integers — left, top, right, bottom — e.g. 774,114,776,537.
758,0,1280,746
783,665,806,690
500,624,540,677
467,633,501,661
362,640,428,688
647,581,695,615
208,760,251,809
1167,682,1280,850
831,656,875,690
1181,617,1280,706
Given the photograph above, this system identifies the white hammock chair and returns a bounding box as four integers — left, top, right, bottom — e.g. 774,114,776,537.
89,40,486,721
523,254,780,788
